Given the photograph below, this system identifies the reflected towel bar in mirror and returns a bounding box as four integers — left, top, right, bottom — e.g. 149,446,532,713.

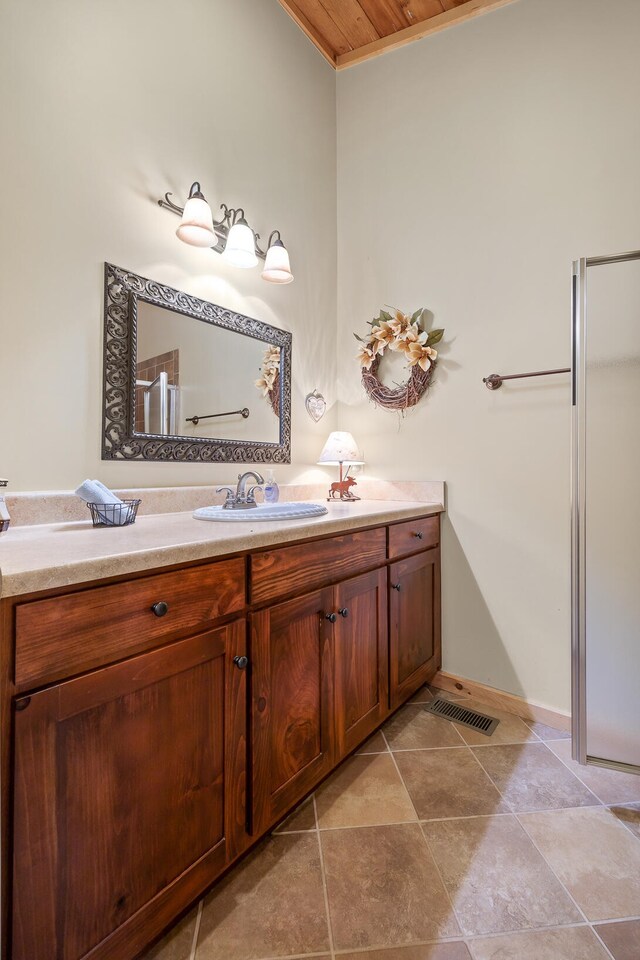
186,408,250,426
483,367,570,390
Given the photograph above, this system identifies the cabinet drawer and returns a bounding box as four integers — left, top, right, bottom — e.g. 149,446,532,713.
388,515,440,559
15,558,245,689
250,528,386,605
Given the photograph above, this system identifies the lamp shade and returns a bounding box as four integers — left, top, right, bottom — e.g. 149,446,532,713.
317,431,364,465
176,183,216,247
262,235,293,284
223,217,258,268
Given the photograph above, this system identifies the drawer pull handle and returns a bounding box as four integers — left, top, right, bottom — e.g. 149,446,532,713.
338,607,349,618
233,655,249,670
151,601,169,617
414,531,424,540
392,583,401,591
325,612,337,623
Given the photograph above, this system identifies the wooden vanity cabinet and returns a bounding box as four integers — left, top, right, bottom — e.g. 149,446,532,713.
5,511,442,960
12,621,248,960
333,568,388,758
389,548,441,710
250,588,335,836
249,566,390,834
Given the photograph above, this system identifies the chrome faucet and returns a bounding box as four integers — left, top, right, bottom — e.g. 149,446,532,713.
0,479,10,533
216,471,264,510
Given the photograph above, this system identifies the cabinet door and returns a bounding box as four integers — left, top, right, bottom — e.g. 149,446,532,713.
334,568,388,758
250,588,335,835
12,622,248,960
389,550,441,710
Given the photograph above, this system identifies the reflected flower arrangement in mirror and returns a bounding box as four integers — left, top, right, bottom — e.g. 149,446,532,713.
355,307,444,411
255,345,281,417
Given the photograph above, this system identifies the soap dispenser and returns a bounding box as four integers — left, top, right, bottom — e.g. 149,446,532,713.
0,479,10,533
263,470,280,504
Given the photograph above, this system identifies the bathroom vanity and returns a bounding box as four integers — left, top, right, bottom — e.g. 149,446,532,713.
0,500,442,960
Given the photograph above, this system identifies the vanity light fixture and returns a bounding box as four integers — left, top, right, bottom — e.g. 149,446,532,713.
175,182,216,247
223,209,259,269
262,231,294,284
157,182,293,283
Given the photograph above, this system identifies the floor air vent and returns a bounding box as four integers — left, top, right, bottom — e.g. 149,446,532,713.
425,698,500,736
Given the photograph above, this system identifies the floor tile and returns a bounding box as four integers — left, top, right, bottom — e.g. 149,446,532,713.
452,700,538,747
468,925,611,960
547,740,640,803
383,704,466,751
471,743,600,812
409,684,436,703
422,815,580,935
196,834,329,960
524,719,571,741
274,796,316,832
608,802,640,839
321,822,460,948
338,944,472,960
594,919,640,960
356,730,389,754
143,908,198,960
518,806,640,920
395,748,508,819
315,753,416,828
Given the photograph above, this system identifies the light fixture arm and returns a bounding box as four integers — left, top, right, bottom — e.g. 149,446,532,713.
157,188,285,262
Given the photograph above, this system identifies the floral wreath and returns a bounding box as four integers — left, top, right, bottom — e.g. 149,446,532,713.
355,308,444,411
255,345,280,417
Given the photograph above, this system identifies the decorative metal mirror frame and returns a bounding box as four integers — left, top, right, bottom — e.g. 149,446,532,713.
102,263,292,463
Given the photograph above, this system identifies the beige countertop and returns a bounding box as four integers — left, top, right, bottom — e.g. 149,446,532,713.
0,499,444,599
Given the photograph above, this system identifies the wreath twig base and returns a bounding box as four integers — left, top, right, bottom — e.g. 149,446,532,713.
268,371,280,418
362,355,436,411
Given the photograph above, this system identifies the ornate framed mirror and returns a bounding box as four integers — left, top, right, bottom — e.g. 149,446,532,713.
102,263,292,463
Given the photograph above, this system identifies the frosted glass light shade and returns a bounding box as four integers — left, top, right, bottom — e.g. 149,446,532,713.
318,431,364,465
176,195,216,247
262,239,293,284
223,220,258,268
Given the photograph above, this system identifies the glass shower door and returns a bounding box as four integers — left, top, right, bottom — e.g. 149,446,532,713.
572,251,640,772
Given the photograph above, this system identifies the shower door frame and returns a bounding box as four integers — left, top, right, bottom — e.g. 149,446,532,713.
571,248,640,773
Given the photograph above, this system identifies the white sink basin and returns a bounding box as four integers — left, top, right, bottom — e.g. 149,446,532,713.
193,502,328,522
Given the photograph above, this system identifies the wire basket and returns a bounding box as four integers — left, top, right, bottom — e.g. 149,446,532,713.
87,499,141,527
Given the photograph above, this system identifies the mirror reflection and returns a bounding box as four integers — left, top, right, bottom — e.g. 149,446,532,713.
102,263,291,463
135,301,281,445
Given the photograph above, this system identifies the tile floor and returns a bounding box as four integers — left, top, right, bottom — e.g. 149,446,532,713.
142,685,640,960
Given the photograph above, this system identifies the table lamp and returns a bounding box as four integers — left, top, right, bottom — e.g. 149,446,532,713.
317,431,364,501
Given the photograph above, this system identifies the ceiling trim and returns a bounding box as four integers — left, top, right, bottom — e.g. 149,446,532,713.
277,0,520,71
335,0,519,69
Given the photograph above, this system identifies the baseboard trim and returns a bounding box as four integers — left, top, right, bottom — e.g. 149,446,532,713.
431,671,571,733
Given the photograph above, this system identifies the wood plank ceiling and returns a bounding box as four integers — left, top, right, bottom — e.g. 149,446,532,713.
277,0,517,69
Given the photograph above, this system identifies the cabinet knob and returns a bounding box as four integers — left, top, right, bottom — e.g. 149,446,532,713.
392,583,401,591
414,531,424,540
325,612,337,623
338,608,349,618
233,655,249,670
151,601,169,617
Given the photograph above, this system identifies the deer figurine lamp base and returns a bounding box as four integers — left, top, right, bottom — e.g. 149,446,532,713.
317,431,364,503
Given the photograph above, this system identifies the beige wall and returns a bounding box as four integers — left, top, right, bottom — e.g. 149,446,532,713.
335,0,640,711
0,0,337,489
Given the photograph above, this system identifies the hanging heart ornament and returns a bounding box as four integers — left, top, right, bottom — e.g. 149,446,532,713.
305,389,326,423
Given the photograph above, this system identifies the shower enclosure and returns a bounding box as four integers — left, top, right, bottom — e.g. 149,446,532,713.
572,249,640,773
135,372,179,435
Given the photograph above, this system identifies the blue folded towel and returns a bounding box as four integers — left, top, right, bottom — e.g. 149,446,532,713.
75,479,123,505
75,479,128,525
